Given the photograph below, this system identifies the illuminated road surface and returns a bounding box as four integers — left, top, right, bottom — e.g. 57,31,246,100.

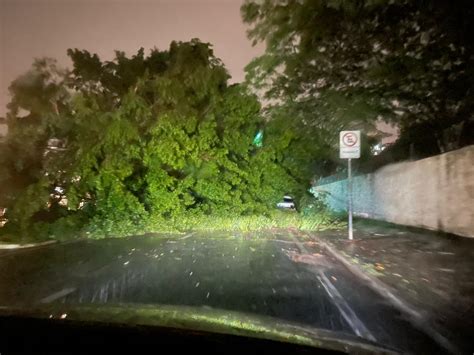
0,231,442,352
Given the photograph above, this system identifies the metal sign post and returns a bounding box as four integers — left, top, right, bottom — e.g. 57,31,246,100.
339,131,360,241
347,158,353,240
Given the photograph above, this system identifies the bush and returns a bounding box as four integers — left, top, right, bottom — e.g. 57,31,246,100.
298,193,328,216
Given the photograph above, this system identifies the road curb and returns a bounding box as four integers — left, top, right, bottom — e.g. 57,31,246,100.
318,238,459,354
0,240,57,250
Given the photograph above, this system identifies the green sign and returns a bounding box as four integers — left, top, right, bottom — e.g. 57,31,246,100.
253,130,263,147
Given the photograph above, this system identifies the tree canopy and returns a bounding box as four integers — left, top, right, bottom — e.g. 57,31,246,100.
241,0,474,166
0,40,301,239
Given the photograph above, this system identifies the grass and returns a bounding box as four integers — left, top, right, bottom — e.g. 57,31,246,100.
144,210,345,234
1,210,345,242
82,210,345,239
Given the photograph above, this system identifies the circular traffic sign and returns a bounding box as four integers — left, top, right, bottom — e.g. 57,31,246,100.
342,132,358,147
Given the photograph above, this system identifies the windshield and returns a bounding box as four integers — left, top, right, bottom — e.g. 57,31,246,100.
0,0,473,354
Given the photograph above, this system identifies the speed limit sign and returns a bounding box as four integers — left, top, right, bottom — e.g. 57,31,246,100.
339,131,360,159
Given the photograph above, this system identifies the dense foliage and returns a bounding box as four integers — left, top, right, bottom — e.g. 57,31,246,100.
241,0,474,167
0,40,306,240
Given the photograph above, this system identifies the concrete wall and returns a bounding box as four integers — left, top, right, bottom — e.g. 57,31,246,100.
311,145,474,238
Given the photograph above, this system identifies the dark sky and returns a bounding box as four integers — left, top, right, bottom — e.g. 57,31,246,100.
0,0,263,118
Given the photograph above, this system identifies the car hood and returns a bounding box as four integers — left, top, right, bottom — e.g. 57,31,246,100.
0,303,398,354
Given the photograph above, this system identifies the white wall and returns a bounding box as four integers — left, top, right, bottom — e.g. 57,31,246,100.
312,145,474,238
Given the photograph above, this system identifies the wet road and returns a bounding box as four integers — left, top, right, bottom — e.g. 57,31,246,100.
0,231,443,353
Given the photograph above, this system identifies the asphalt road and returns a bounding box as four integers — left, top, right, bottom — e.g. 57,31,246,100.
0,231,444,353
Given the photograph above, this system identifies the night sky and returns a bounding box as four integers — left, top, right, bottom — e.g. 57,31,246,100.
0,0,263,119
